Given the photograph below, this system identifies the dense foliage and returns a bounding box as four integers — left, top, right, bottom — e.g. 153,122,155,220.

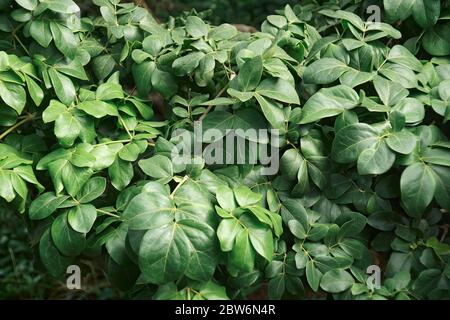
0,0,449,300
147,0,299,26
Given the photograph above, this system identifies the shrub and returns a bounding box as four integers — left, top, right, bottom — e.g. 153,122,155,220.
0,0,449,300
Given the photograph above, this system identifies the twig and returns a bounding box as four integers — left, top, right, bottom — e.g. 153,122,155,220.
0,113,35,141
199,83,230,121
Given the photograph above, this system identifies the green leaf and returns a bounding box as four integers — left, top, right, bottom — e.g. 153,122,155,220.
234,185,262,207
237,56,263,91
132,61,155,96
41,0,79,13
77,100,118,118
54,112,82,147
216,185,237,212
151,68,178,98
172,52,205,76
39,229,72,277
388,45,422,72
384,0,415,22
332,123,379,163
423,25,450,56
339,239,366,259
400,163,436,217
51,212,86,256
254,94,285,130
29,192,69,220
70,145,96,168
199,97,235,106
426,237,450,257
58,161,93,197
139,218,217,283
50,22,78,59
0,170,15,202
386,131,417,154
96,83,124,100
303,58,349,84
320,269,354,293
299,85,358,124
268,275,285,300
138,155,174,181
209,23,237,41
142,35,164,56
16,0,37,11
340,69,374,88
194,281,229,300
389,110,405,132
122,186,173,230
320,9,365,31
357,140,396,175
386,252,413,277
202,109,267,143
0,80,26,114
255,78,299,104
48,68,76,105
243,214,274,262
13,165,44,192
280,149,301,180
227,88,253,102
374,76,409,107
92,55,115,80
76,177,106,203
139,222,189,284
25,75,44,106
0,108,17,126
412,0,440,28
29,20,52,47
178,219,217,281
288,220,307,239
67,204,97,233
43,100,67,123
217,218,241,252
55,59,88,80
129,99,154,120
186,16,208,38
393,98,425,124
365,22,402,39
422,148,450,167
306,260,322,292
109,158,133,191
10,172,27,202
379,63,417,89
230,228,255,272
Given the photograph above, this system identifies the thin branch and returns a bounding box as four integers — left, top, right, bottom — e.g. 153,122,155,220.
199,83,230,122
0,113,35,141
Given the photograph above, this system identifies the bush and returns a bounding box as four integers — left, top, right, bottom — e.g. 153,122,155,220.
147,0,300,26
0,0,449,300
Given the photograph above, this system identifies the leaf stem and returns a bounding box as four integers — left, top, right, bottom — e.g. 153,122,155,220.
170,175,189,198
119,116,133,139
96,208,121,219
95,139,131,146
0,113,35,141
198,83,230,121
